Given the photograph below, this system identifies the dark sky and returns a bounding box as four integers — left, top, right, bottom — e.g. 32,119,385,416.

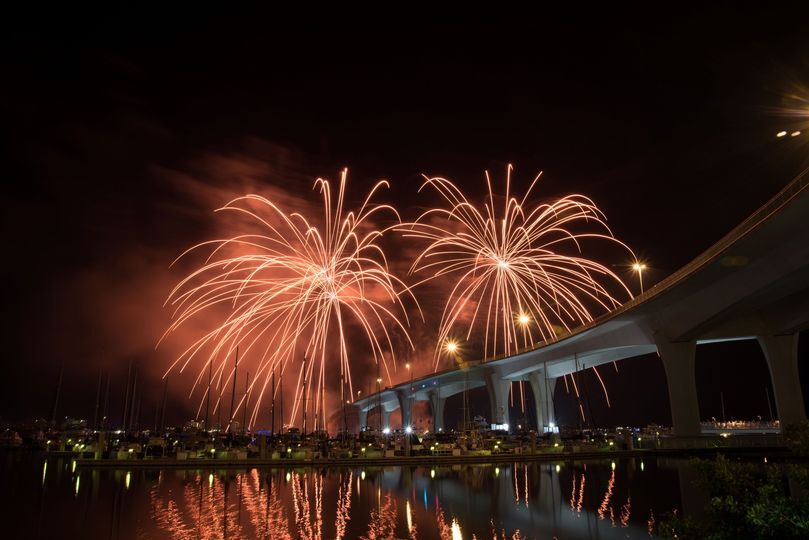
2,8,809,429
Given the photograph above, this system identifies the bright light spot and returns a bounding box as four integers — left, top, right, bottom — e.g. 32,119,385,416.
71,460,76,473
42,462,47,485
640,461,645,472
496,259,510,269
406,500,413,531
376,378,382,384
518,313,530,326
75,475,80,496
555,464,561,473
209,473,214,487
777,130,787,137
554,442,559,448
125,471,131,489
430,469,435,479
382,427,390,435
327,291,338,301
361,470,366,481
285,472,291,482
611,461,616,471
549,422,556,429
503,424,509,431
451,518,463,540
609,441,614,446
791,131,801,137
445,340,458,354
632,262,646,272
494,467,500,476
405,363,410,370
405,425,413,434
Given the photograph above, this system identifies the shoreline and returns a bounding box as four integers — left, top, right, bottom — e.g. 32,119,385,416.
69,445,790,470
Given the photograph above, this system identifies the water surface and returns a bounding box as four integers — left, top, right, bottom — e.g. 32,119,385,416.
1,451,698,539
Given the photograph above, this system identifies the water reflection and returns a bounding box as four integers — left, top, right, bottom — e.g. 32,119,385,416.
5,454,692,539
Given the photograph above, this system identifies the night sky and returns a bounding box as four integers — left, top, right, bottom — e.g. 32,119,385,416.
2,8,809,430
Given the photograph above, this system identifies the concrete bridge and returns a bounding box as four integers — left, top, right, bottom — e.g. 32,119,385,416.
354,167,809,436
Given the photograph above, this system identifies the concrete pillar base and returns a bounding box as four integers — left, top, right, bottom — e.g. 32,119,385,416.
758,334,806,427
357,408,368,432
528,372,556,432
656,338,701,437
428,390,446,432
396,389,413,429
485,369,511,430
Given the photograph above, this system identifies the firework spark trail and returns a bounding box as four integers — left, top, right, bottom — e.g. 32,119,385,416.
162,169,416,431
399,165,634,405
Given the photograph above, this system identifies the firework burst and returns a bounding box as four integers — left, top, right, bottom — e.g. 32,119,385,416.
400,165,634,367
161,169,414,431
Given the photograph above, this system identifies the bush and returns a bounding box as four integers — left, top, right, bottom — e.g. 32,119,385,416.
656,455,809,539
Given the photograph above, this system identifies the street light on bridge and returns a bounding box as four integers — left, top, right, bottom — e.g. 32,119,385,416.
632,261,647,294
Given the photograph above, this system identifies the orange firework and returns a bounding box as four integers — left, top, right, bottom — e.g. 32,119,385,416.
400,165,634,366
162,169,414,431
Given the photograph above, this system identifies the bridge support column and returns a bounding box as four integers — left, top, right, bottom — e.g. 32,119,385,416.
485,369,511,430
381,408,392,431
528,372,556,431
657,339,701,437
758,334,805,427
396,389,413,429
357,408,368,432
428,390,445,432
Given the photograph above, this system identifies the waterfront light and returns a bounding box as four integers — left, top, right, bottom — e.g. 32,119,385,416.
611,461,616,470
777,130,787,137
445,340,458,354
405,425,413,434
382,427,390,435
556,464,561,473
